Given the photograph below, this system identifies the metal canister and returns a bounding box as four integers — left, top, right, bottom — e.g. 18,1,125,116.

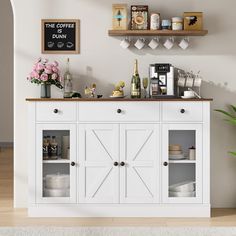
150,13,161,30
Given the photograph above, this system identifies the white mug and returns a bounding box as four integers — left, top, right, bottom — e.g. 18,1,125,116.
120,38,131,49
186,77,194,87
179,38,190,50
178,77,186,87
163,37,174,50
184,90,195,98
148,38,159,50
134,38,145,50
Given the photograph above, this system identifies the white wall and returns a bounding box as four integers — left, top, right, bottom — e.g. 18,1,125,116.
11,0,236,208
0,0,13,143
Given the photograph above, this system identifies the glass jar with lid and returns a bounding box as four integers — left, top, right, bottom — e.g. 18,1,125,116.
172,17,183,30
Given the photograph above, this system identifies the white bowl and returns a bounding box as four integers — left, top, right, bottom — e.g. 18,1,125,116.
169,181,195,192
44,188,69,197
45,174,70,189
169,191,195,197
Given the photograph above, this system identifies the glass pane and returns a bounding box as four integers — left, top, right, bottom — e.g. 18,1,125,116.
43,163,70,198
168,130,196,198
43,130,70,160
42,130,70,198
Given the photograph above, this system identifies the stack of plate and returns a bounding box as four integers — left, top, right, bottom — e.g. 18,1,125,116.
169,144,185,160
169,181,196,197
44,173,70,197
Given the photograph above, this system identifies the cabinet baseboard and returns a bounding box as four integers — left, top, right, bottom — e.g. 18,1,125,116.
28,204,211,218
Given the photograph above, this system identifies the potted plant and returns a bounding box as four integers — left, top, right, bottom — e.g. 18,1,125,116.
27,58,63,98
215,105,236,156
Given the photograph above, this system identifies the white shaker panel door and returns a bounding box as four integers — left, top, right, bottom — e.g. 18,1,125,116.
78,124,119,203
120,124,160,204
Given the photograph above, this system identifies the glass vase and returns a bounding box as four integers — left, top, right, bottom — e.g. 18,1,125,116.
41,83,51,98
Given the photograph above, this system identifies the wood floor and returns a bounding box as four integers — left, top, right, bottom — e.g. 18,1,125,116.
1,147,236,227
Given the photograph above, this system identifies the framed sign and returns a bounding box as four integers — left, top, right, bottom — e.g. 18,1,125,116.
41,19,80,54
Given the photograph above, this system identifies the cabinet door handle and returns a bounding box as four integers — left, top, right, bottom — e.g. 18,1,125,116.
163,162,168,166
180,109,185,114
71,162,76,166
114,162,119,166
117,109,122,114
120,162,125,167
54,109,59,114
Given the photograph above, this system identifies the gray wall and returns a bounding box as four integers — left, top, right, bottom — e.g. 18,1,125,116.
10,0,236,208
0,0,13,143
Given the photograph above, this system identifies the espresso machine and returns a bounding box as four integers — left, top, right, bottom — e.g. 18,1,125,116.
149,63,176,98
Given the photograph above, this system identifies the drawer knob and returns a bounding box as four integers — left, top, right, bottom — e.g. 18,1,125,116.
163,162,168,167
71,162,76,166
180,109,185,114
114,162,119,167
120,162,125,167
54,109,59,114
117,109,122,114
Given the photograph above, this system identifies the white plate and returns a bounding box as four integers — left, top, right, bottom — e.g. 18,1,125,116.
109,95,126,98
169,181,195,192
169,191,196,197
169,154,186,160
181,96,195,99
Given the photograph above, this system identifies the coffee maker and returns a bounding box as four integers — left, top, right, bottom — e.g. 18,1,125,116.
149,64,176,98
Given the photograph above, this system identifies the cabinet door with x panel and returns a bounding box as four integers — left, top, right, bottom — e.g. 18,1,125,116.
78,124,119,203
120,124,160,204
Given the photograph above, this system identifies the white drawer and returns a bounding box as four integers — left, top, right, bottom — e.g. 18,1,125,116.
36,102,77,122
162,102,203,122
78,102,160,122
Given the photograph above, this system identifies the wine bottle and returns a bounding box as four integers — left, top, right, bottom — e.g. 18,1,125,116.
63,58,73,98
131,59,141,98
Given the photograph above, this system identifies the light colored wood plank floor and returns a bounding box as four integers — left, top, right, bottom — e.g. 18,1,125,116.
1,147,236,227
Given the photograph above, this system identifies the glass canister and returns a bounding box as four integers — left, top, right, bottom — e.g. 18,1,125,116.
161,19,171,30
150,13,161,30
172,17,183,30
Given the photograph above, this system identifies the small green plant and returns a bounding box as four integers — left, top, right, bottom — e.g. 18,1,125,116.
215,105,236,156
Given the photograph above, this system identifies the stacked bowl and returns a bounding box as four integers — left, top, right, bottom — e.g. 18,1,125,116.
44,173,70,197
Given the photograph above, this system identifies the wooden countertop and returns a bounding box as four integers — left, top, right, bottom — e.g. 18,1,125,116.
26,98,213,102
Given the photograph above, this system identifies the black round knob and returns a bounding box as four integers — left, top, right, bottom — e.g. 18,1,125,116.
117,109,122,114
180,109,185,114
120,162,125,167
54,109,59,114
163,162,168,166
114,162,119,166
71,162,76,166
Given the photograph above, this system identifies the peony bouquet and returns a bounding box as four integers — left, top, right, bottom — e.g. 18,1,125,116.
27,58,63,89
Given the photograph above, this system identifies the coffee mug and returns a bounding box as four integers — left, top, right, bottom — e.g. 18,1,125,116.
179,38,190,50
148,38,159,50
163,37,174,50
134,38,145,50
184,90,195,98
186,77,194,87
178,77,186,87
120,38,131,49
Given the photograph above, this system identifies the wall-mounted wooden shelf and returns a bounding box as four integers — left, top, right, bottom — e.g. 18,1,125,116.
108,29,208,37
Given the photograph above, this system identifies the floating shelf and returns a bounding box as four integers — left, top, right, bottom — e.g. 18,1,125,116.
108,29,208,37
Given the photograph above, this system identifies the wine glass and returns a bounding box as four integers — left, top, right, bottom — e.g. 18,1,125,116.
142,78,149,98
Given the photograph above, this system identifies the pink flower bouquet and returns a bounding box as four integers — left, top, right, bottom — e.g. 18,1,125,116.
27,58,63,89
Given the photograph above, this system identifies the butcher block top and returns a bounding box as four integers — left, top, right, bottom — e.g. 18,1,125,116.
26,98,213,102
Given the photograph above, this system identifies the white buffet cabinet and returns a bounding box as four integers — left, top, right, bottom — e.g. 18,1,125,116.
27,99,211,217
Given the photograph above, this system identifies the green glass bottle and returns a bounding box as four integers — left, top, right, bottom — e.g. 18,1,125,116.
131,59,141,98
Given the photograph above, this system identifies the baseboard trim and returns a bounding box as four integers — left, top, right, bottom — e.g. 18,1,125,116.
0,142,13,148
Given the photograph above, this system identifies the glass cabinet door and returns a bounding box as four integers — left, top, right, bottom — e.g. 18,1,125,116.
36,124,76,204
162,124,202,204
